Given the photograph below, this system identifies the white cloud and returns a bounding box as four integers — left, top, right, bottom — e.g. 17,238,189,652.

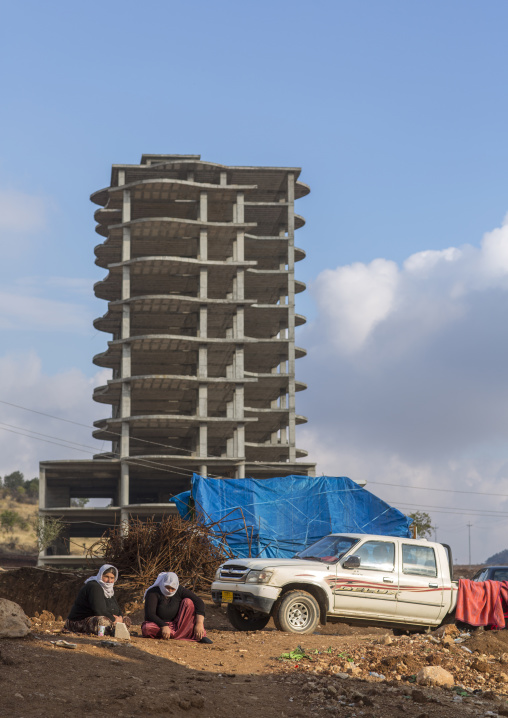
0,291,91,332
298,213,508,563
0,189,48,234
479,214,508,281
313,258,399,353
0,352,109,479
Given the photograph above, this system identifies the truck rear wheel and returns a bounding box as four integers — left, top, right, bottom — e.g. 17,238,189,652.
274,590,320,634
226,605,270,631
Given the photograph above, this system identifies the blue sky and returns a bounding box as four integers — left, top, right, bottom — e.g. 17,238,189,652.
1,1,508,562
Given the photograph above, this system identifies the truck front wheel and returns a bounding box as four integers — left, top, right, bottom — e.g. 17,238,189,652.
274,590,320,634
226,605,271,631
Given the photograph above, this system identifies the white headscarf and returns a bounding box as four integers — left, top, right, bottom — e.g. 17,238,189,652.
85,564,118,599
143,571,179,600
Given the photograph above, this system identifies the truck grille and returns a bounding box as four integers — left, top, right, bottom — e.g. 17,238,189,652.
219,564,250,581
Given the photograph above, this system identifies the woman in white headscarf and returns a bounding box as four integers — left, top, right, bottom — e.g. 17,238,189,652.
142,571,211,643
64,564,131,635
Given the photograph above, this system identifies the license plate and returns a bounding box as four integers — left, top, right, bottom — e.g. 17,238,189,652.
222,591,234,603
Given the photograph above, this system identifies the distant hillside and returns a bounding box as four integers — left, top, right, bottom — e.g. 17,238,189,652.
485,549,508,565
0,496,38,554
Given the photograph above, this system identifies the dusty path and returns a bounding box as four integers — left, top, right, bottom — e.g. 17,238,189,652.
2,604,508,718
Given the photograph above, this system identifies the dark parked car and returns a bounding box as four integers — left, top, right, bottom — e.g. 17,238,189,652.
472,566,508,582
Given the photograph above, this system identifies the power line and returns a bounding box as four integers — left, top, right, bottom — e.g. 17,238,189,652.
0,424,205,480
4,397,508,505
0,397,295,474
368,479,508,499
393,501,508,517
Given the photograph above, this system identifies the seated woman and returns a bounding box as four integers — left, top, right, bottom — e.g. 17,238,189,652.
142,571,212,643
64,564,131,635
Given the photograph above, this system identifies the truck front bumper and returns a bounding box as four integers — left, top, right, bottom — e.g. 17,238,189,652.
211,582,280,615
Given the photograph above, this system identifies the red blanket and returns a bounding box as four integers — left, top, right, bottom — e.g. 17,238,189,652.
455,579,508,628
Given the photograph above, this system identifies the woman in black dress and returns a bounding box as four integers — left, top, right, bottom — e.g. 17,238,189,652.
142,571,211,643
64,564,131,635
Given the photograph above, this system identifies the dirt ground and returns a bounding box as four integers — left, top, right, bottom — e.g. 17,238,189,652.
2,567,508,717
1,603,508,717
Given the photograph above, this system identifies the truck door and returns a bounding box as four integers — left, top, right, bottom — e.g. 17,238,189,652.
333,539,398,618
396,543,444,624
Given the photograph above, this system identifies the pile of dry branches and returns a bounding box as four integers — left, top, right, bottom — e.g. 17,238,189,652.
87,514,233,593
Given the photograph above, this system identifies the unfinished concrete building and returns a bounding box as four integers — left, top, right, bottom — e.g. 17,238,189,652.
38,154,315,565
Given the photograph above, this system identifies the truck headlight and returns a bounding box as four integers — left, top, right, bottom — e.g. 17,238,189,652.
245,569,273,584
214,567,222,580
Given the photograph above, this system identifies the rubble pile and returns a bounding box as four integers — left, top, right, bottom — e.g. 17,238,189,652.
274,625,508,716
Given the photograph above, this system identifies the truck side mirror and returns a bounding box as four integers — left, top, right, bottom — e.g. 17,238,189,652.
343,555,360,569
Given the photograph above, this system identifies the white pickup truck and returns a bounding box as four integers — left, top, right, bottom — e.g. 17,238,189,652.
211,533,458,634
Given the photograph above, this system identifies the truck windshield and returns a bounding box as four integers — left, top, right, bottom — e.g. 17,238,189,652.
295,536,360,563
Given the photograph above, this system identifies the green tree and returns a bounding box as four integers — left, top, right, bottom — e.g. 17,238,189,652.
25,478,39,500
0,509,23,534
33,516,65,553
0,472,39,504
70,498,90,508
3,471,24,489
408,511,434,539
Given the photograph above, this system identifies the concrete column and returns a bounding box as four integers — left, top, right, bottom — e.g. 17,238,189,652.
236,426,245,475
220,171,227,186
122,266,130,301
287,173,296,462
199,464,208,477
234,385,244,418
199,192,207,222
122,228,131,262
235,307,244,338
198,385,207,416
236,192,244,223
37,467,46,563
198,346,207,378
235,346,244,378
120,422,129,458
199,269,207,299
199,306,207,338
120,461,129,504
198,424,207,457
122,190,131,224
197,196,209,463
122,304,130,340
37,514,46,564
121,382,131,418
121,343,131,377
120,186,132,502
38,466,46,510
236,271,244,301
237,424,245,458
199,231,208,260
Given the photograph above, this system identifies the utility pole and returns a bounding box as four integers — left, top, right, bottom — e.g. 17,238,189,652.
467,522,473,567
433,525,438,542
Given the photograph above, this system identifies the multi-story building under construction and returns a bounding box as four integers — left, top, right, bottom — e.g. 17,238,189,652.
38,154,315,565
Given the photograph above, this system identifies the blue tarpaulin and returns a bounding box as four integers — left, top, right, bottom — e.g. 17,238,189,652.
171,474,412,558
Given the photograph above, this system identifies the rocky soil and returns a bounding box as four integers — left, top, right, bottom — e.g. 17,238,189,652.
0,604,507,717
1,566,508,717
